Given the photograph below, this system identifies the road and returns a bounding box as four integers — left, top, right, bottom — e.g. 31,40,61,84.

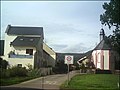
1,71,79,90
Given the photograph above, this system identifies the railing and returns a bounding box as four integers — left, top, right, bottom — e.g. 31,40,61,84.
9,54,33,58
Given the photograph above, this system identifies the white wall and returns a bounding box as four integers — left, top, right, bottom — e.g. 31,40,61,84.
92,50,101,69
13,46,36,55
92,50,110,70
104,50,109,70
7,58,34,69
4,34,37,68
4,34,17,60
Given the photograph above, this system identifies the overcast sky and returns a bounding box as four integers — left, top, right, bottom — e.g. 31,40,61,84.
1,1,112,53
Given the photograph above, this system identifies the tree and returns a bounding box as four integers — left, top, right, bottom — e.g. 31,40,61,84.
100,0,120,55
0,57,9,69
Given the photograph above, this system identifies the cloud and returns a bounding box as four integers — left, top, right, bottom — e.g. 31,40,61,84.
1,1,111,53
49,44,68,52
58,42,92,53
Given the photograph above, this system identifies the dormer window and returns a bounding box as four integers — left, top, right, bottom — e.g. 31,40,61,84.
20,38,23,41
30,39,33,41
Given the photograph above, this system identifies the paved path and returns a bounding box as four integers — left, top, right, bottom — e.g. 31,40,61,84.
1,71,79,90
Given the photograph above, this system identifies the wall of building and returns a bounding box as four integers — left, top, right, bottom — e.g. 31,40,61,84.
43,50,55,67
34,38,43,68
7,58,34,69
43,43,56,67
110,50,120,71
4,33,44,69
4,34,17,60
6,46,36,69
92,50,110,70
4,33,17,60
13,46,36,55
43,43,56,60
104,50,109,70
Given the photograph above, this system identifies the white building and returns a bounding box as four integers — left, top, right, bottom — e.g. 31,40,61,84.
92,29,119,71
77,28,120,73
4,25,44,69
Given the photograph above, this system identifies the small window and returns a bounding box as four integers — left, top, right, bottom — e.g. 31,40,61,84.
20,38,23,41
26,49,33,55
30,39,34,41
17,64,22,68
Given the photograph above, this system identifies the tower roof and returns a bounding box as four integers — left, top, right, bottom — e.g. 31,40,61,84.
100,28,105,35
94,39,111,50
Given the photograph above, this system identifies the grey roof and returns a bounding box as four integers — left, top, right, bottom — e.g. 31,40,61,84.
77,50,93,62
94,39,111,50
5,25,44,37
56,53,84,61
84,50,93,57
11,36,40,47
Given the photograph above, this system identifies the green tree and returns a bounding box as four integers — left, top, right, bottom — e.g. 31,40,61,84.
0,57,9,69
100,0,120,55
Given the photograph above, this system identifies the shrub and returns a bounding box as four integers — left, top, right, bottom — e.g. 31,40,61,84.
8,66,28,77
27,68,41,77
0,58,9,69
0,68,10,78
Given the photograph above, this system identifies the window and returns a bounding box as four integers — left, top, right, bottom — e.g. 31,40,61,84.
17,64,22,67
30,39,34,41
20,38,23,41
26,49,33,55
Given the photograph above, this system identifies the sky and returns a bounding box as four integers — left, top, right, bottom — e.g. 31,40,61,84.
1,1,112,53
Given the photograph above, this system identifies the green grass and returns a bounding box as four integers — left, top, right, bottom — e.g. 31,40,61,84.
0,76,39,86
61,74,119,90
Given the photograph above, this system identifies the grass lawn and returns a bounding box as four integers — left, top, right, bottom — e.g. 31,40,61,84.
61,74,119,90
0,76,38,86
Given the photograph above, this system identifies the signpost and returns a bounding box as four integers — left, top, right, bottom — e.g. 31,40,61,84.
65,55,73,64
64,55,74,85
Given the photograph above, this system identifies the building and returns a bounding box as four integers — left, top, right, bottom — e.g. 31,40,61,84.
92,28,120,71
56,53,84,73
77,50,95,73
4,25,44,69
77,28,120,73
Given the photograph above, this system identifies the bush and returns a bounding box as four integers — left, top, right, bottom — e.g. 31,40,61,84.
0,68,10,78
27,68,41,77
1,65,42,79
0,58,9,69
8,66,28,77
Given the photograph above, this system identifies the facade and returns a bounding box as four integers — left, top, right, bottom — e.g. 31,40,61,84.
92,40,119,71
4,25,44,69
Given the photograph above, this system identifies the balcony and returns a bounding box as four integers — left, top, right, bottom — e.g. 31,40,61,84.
9,54,33,58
